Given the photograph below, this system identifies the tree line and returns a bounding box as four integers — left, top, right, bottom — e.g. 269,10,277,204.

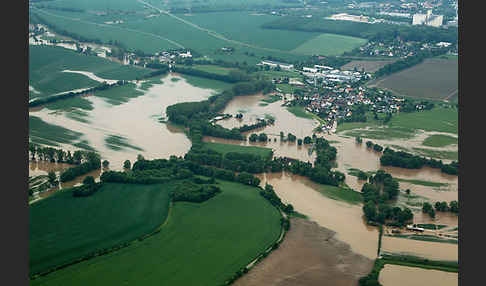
172,66,251,83
380,147,458,175
422,200,459,218
374,47,450,78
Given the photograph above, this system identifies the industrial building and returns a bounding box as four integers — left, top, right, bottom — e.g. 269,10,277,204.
412,10,443,27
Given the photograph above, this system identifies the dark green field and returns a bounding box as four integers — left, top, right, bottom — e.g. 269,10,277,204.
30,180,281,286
29,183,172,275
202,142,273,158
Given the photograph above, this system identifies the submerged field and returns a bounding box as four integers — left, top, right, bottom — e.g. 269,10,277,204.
30,180,281,286
29,183,172,275
368,59,458,100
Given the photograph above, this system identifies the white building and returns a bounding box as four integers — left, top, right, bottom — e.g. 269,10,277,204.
259,60,294,70
412,10,443,27
303,67,318,73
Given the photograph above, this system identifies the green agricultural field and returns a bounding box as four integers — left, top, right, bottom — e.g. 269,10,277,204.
30,180,281,286
93,83,145,105
422,134,458,148
316,184,363,205
191,64,236,75
337,107,458,139
179,74,234,91
412,148,458,161
292,33,367,56
31,8,307,64
29,183,172,275
29,116,84,147
178,11,320,51
202,142,273,158
287,106,314,119
29,45,152,97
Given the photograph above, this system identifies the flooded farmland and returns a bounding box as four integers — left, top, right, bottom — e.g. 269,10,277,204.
381,235,458,261
379,264,458,286
29,74,216,171
257,171,379,259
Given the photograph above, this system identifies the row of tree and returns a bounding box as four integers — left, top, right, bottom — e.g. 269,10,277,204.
422,200,459,218
238,118,274,133
380,147,458,175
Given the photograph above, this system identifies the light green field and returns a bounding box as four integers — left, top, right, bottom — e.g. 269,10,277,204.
179,74,234,91
292,33,368,56
30,180,281,286
29,183,172,276
422,134,458,148
191,64,236,75
412,148,458,161
29,45,152,98
31,8,307,64
287,106,314,119
202,142,273,158
93,83,145,105
337,108,458,139
316,184,363,205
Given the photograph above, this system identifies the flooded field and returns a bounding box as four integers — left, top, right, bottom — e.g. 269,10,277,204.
257,172,379,259
381,235,458,261
379,264,458,286
29,74,216,170
234,218,374,286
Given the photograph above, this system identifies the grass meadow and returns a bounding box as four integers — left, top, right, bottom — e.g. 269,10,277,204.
30,180,281,286
202,142,273,158
29,183,172,275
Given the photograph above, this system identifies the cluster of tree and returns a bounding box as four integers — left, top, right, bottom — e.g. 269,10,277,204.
249,133,269,142
422,202,436,218
72,176,103,197
424,200,458,218
29,81,125,107
339,104,367,123
238,118,274,133
380,148,458,175
60,152,101,183
374,48,450,78
356,136,363,144
166,80,273,142
170,180,221,203
362,170,412,226
399,99,435,113
365,141,384,152
172,66,250,83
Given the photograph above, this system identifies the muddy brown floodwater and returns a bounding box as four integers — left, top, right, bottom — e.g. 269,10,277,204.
234,218,374,286
209,94,458,262
379,264,458,286
29,74,216,171
257,172,379,259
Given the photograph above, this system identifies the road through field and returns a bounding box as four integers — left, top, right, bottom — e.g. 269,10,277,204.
32,7,185,48
137,0,300,55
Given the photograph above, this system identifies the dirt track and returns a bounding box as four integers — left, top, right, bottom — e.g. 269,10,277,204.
234,218,374,286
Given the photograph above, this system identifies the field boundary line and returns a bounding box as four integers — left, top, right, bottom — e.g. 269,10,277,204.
136,0,300,56
31,7,185,48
